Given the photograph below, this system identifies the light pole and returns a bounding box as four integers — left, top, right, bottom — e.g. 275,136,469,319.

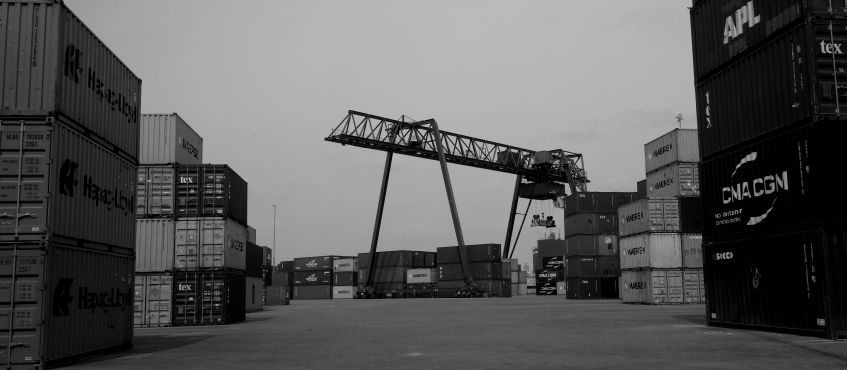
272,204,277,266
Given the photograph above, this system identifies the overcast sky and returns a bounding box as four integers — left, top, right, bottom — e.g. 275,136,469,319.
67,0,696,269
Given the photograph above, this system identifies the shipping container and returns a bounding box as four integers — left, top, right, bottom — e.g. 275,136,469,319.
281,260,294,272
518,182,567,199
134,273,173,328
358,266,405,284
701,124,846,239
646,163,700,198
542,256,564,270
683,269,706,304
174,217,247,270
565,256,619,278
535,269,561,282
537,239,566,257
0,1,142,161
172,270,246,326
333,272,357,286
564,213,618,236
293,285,332,300
436,279,508,298
645,129,700,173
636,179,647,199
565,277,620,299
682,234,704,268
562,192,640,216
436,244,500,264
565,235,618,257
694,20,847,157
332,286,357,299
176,164,248,226
139,113,202,165
620,233,683,270
0,244,133,368
620,269,686,304
358,250,414,268
437,262,503,281
245,242,263,278
406,268,435,284
294,256,335,271
136,166,176,217
536,279,557,295
333,258,358,272
265,286,289,305
618,197,703,237
247,226,256,244
532,248,541,272
245,276,264,313
519,270,527,284
293,270,332,286
135,218,175,272
0,120,136,249
690,0,846,80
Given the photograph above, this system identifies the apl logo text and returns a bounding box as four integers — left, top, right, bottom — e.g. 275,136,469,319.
723,1,760,45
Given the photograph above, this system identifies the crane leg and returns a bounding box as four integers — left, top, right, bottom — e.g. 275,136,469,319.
362,151,393,298
503,175,523,260
509,199,532,259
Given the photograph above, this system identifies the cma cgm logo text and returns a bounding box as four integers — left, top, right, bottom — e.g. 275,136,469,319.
722,152,788,205
723,1,760,45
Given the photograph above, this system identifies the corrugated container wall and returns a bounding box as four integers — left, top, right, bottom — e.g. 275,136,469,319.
135,218,175,272
0,120,136,249
646,162,699,198
172,270,246,326
333,258,358,272
689,0,845,80
245,277,264,312
563,192,639,216
332,286,356,299
294,256,335,271
619,269,698,304
139,113,202,165
136,166,176,217
644,129,699,173
0,1,142,161
619,233,683,270
694,20,847,157
618,197,703,237
1,245,133,368
436,244,500,264
293,285,332,300
564,213,618,235
174,217,247,271
176,165,248,226
566,235,618,257
537,239,566,257
682,234,704,268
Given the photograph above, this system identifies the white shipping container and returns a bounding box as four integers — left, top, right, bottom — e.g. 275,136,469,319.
175,217,247,271
0,2,142,160
618,198,680,237
139,114,202,165
134,273,173,327
681,234,704,268
0,120,136,249
135,218,175,272
1,244,133,367
245,276,264,312
683,269,705,304
619,233,683,269
644,129,699,173
333,258,358,272
619,269,684,304
332,286,357,299
405,268,435,284
646,163,700,198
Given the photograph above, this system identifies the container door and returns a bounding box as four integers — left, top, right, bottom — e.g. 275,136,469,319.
0,249,45,367
172,273,199,326
0,125,51,238
175,219,200,269
136,168,149,216
176,166,200,217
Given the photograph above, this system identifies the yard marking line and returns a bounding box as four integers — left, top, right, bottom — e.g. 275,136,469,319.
794,339,847,344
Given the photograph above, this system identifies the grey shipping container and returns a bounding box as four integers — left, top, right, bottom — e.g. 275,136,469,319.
246,242,263,278
564,213,618,236
436,244,500,263
563,192,640,216
682,234,704,268
0,119,136,249
293,270,332,286
690,0,846,80
293,285,332,300
294,256,335,271
358,266,405,284
694,20,847,158
134,273,173,328
437,262,503,281
136,166,176,217
265,286,290,306
0,244,133,368
139,113,202,165
333,271,357,286
620,233,683,270
135,218,175,272
566,277,619,299
0,1,142,161
537,239,566,258
619,269,690,305
618,197,703,237
645,129,700,173
565,256,619,278
565,235,618,257
174,217,247,271
245,276,264,313
172,270,246,326
176,164,248,226
703,228,847,338
646,163,700,198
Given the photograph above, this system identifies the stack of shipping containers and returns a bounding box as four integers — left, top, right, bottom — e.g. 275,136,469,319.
535,239,565,295
504,259,528,296
292,256,337,300
245,242,271,311
0,1,140,366
617,129,704,304
267,260,294,305
134,113,203,327
360,250,437,298
332,257,359,299
691,0,847,337
436,244,510,298
563,193,638,299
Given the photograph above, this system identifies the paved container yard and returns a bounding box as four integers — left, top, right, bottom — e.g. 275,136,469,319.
69,296,847,369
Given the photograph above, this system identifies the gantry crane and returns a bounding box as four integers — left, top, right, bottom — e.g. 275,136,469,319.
325,110,588,297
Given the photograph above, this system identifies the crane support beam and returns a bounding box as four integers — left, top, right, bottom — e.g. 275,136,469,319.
326,110,588,190
502,175,522,260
